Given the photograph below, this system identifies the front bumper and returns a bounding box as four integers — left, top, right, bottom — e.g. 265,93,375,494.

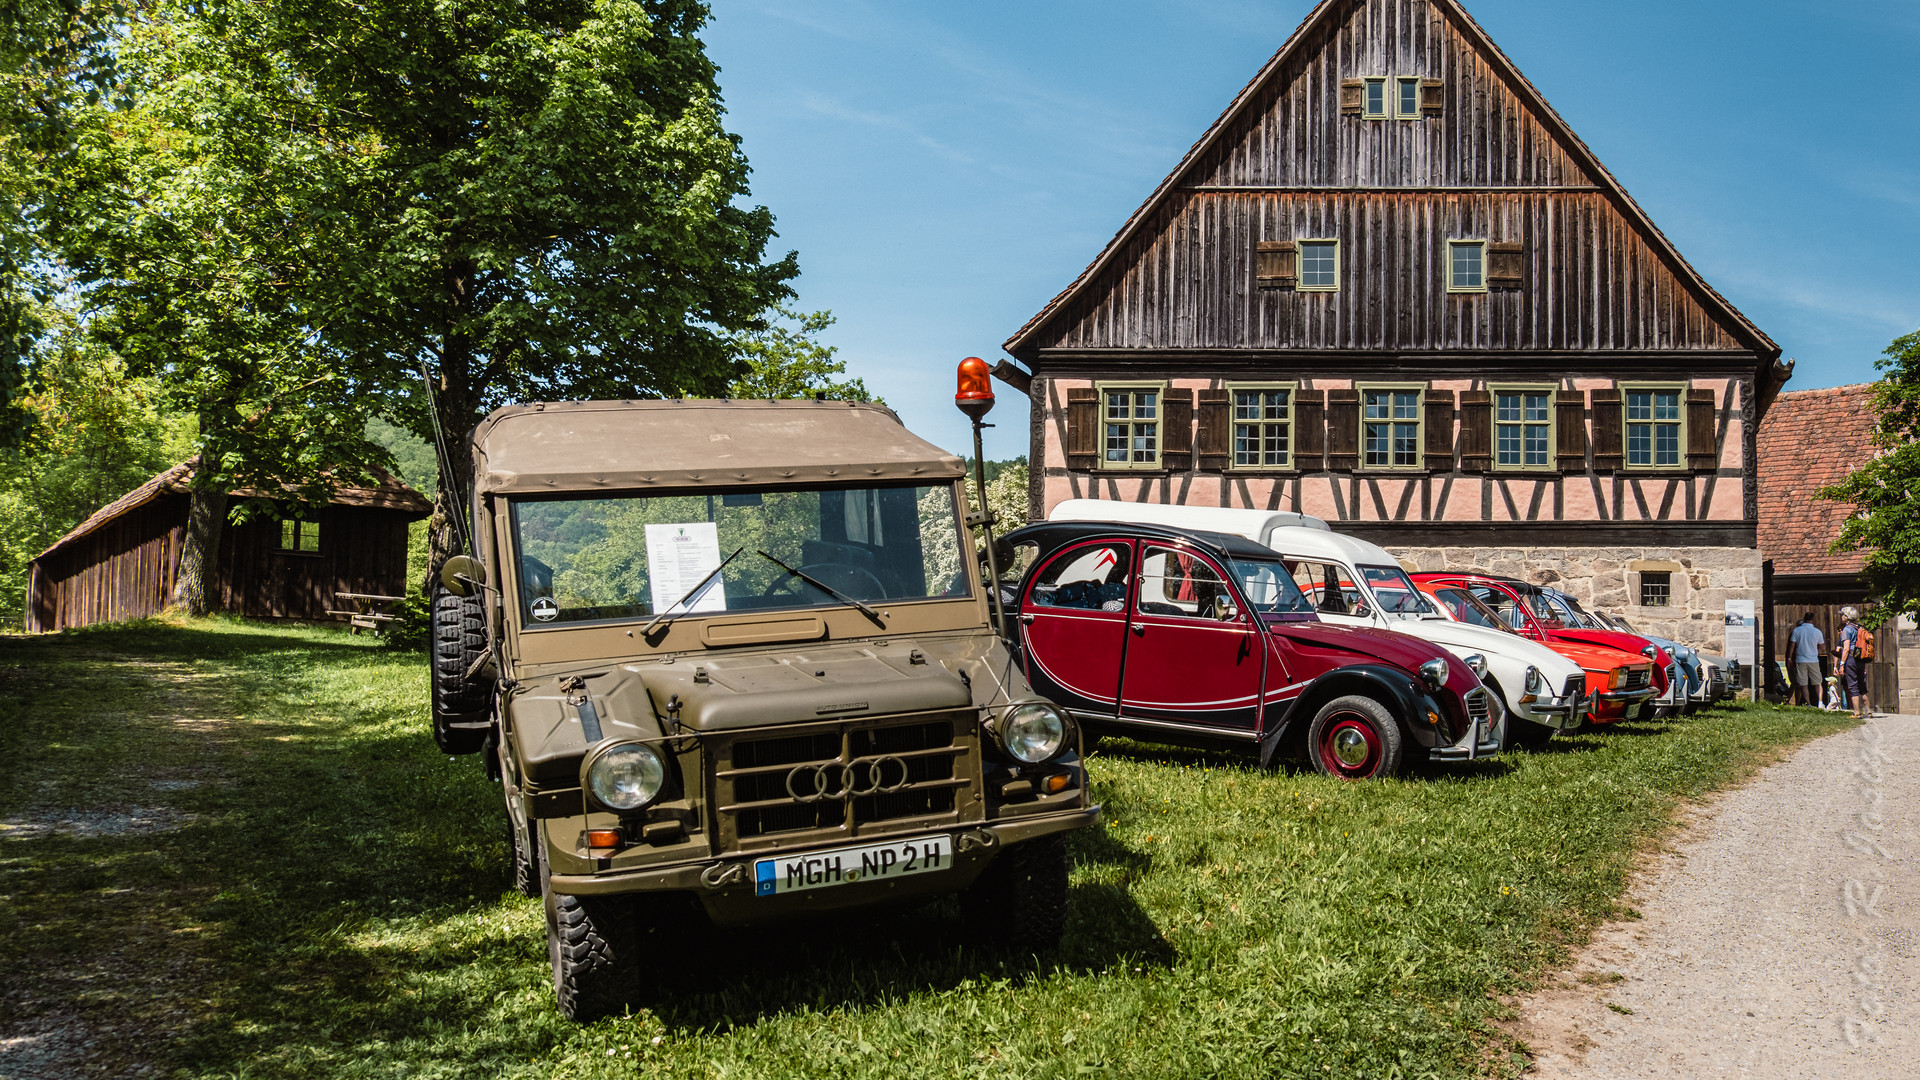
1513,693,1587,731
1430,691,1504,761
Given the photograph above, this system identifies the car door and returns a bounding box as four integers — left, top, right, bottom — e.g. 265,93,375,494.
1019,540,1134,716
1115,545,1264,732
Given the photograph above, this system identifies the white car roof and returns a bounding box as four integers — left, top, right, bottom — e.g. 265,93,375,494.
1047,500,1329,546
1261,525,1403,568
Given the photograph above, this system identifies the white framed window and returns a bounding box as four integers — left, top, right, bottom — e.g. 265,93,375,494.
1361,385,1424,470
1396,76,1422,119
1363,77,1388,119
1229,384,1294,470
1448,240,1487,293
1492,385,1555,470
1297,239,1339,292
1099,383,1164,470
1623,384,1686,470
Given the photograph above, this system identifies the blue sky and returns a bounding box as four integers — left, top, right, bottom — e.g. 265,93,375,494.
703,0,1920,461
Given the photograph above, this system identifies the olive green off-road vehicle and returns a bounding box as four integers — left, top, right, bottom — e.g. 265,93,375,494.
429,399,1097,1020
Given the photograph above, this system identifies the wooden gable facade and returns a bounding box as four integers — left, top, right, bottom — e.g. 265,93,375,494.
26,461,432,632
1005,0,1787,557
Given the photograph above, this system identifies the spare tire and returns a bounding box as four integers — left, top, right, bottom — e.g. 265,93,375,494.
430,582,494,755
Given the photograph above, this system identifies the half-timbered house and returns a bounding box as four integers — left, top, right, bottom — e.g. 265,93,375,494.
26,460,432,632
1000,0,1791,653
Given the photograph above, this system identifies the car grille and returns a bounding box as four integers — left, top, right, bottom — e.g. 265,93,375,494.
714,713,976,845
1465,688,1493,728
1621,666,1651,691
1563,674,1585,700
1667,663,1680,695
1709,666,1727,698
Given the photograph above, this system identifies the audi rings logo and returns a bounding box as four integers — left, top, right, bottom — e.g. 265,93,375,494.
785,756,911,802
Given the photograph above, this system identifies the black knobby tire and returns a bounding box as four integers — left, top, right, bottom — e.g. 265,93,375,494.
430,583,493,755
545,884,643,1022
1306,694,1406,780
506,800,540,899
960,833,1069,956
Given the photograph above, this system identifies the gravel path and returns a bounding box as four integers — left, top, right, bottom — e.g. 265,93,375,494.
1514,713,1918,1079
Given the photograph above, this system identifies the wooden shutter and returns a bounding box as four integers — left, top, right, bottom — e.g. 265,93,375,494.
1420,79,1444,115
1065,387,1098,470
1326,389,1360,472
1457,390,1492,473
1555,389,1588,472
1686,387,1718,472
1161,388,1194,472
1340,79,1364,115
1488,242,1525,287
1294,389,1326,472
1196,389,1232,471
1591,388,1623,473
1424,389,1455,467
1255,240,1296,289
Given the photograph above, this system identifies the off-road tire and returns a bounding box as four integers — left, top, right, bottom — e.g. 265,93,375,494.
961,833,1069,955
506,801,541,899
545,886,643,1022
430,582,492,755
1306,695,1406,780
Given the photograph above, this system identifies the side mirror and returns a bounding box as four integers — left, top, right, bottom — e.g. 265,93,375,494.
441,555,487,598
1211,594,1238,621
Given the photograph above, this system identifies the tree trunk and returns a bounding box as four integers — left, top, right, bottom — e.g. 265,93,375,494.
426,255,482,581
172,485,229,615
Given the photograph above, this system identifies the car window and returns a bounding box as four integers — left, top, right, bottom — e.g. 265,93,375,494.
1357,564,1432,616
1430,586,1516,633
1138,547,1231,619
1228,557,1314,615
1284,560,1365,615
1028,543,1130,612
1469,586,1532,631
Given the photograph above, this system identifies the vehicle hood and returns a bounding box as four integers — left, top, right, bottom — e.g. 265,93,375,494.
1548,639,1654,674
1552,628,1671,668
1386,618,1583,682
1268,621,1485,700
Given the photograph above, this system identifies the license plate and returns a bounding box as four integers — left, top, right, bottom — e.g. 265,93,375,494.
754,835,952,897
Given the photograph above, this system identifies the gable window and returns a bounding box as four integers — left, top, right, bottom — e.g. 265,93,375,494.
1361,386,1423,470
1298,239,1340,291
279,518,321,553
1640,571,1672,608
1230,385,1293,469
1493,386,1554,470
1363,77,1388,119
1623,384,1685,469
1396,77,1422,119
1448,240,1487,292
1100,384,1162,469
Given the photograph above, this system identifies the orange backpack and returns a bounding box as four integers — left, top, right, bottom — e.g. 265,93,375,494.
1859,627,1876,661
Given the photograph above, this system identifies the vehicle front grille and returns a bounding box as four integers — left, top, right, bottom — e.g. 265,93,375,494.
1563,674,1585,700
1465,689,1492,727
1621,666,1651,691
1667,663,1680,695
716,714,974,844
1709,667,1727,698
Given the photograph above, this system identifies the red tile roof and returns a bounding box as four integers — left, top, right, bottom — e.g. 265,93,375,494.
1756,384,1879,576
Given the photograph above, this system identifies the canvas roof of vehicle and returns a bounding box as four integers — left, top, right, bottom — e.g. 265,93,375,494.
1046,500,1329,545
469,399,966,495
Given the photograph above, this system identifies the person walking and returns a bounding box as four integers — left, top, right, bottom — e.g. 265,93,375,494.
1837,607,1874,719
1787,613,1825,707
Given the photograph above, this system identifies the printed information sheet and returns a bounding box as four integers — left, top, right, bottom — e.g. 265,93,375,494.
645,522,727,615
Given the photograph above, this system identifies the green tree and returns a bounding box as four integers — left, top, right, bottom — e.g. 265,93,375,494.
728,307,873,402
1820,330,1920,625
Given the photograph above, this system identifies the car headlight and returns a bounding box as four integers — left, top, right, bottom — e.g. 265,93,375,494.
1418,658,1448,691
1607,667,1624,690
1642,645,1658,660
582,742,667,811
1524,666,1543,694
1000,703,1071,764
1464,653,1488,678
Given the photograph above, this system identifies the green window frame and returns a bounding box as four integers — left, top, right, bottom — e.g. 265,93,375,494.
1622,383,1686,470
1228,383,1296,470
278,518,321,553
1491,384,1556,471
1297,239,1340,292
1098,383,1165,470
1362,77,1388,119
1395,76,1422,119
1447,240,1487,293
1360,384,1425,470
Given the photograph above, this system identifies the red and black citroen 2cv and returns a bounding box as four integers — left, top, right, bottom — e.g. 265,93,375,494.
998,522,1500,780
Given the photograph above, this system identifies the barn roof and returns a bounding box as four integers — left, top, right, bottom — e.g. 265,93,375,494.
31,459,433,565
1755,384,1879,577
1002,0,1780,361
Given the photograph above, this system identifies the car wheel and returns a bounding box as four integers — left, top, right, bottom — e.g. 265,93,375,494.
1307,695,1405,780
430,582,493,755
506,797,540,899
545,880,642,1022
960,833,1069,955
1504,717,1556,750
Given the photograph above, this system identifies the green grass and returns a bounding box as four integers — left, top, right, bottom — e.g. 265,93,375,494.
0,619,1855,1079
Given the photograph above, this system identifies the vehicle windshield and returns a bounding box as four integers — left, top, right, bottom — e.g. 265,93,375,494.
1425,586,1519,634
1226,557,1316,616
1548,593,1601,629
1357,564,1434,617
509,483,969,626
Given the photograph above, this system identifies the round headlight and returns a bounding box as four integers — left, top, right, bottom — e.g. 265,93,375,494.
1001,703,1069,764
1524,666,1543,694
584,742,667,811
1418,658,1448,690
1464,653,1489,678
1641,645,1659,660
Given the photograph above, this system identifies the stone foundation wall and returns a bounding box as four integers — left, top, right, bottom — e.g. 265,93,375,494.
1899,615,1920,717
1387,544,1764,655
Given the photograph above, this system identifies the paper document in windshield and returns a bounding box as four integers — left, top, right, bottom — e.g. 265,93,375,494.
645,522,727,614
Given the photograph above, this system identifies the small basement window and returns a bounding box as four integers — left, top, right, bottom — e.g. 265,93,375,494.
1448,240,1487,293
1298,239,1340,291
279,519,321,553
1396,77,1422,119
1363,77,1388,119
1640,571,1672,607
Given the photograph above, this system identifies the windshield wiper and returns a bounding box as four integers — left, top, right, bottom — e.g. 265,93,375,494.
639,545,746,638
756,550,887,628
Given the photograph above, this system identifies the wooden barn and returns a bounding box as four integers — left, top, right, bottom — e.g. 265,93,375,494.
997,0,1792,655
25,460,432,632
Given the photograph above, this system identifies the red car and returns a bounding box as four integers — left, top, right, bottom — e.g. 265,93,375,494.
1001,522,1500,780
1411,573,1677,720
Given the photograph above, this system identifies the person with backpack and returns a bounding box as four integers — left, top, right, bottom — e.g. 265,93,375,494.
1837,606,1875,719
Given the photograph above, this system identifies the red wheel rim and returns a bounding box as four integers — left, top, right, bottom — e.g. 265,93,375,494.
1317,714,1383,779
